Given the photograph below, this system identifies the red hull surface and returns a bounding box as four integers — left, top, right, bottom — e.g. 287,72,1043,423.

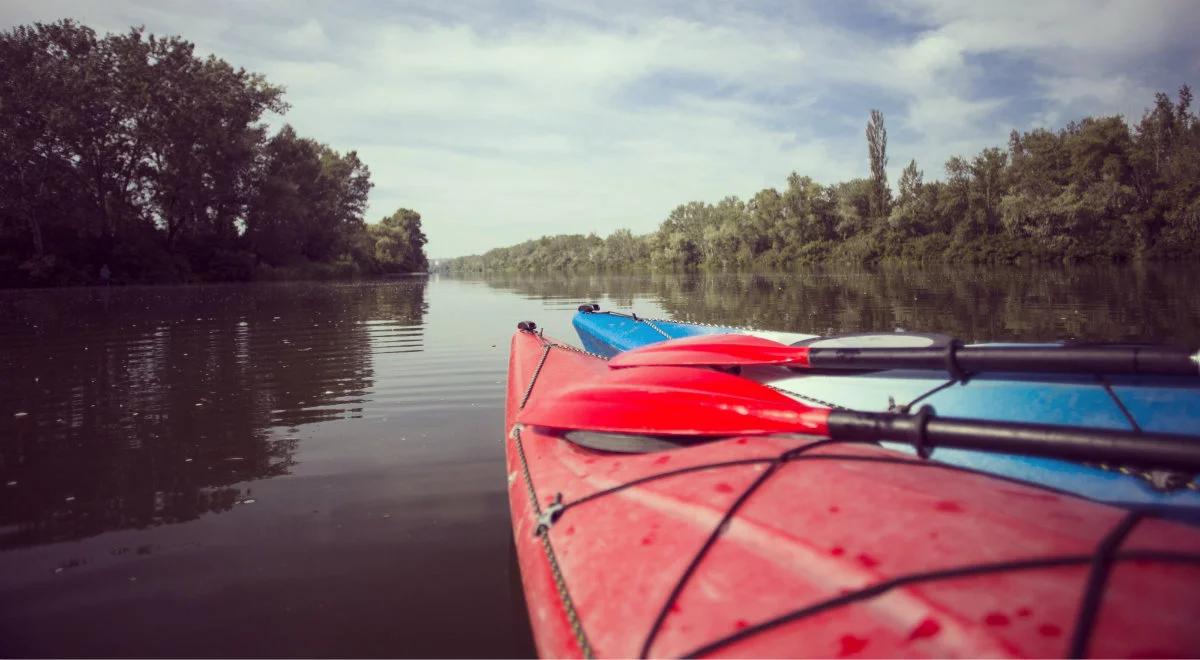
504,329,1200,658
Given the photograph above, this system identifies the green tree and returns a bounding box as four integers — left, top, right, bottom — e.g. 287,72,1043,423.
833,179,874,239
888,159,927,236
1130,86,1200,252
120,29,286,258
866,109,891,222
245,125,371,266
0,21,132,282
970,147,1008,234
781,174,836,244
371,208,428,272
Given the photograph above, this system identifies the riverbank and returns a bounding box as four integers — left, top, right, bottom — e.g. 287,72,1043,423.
1,255,430,289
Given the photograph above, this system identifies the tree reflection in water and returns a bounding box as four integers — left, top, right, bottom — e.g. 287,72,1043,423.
0,279,428,548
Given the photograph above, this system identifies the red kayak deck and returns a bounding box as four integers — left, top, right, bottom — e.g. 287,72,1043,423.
504,329,1200,658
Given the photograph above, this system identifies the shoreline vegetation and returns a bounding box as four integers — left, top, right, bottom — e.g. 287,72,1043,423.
0,21,428,288
446,89,1200,273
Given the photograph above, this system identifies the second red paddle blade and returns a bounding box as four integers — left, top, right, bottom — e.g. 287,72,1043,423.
608,333,811,368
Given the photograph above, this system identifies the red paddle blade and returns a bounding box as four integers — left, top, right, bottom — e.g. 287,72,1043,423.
518,364,831,437
607,334,811,368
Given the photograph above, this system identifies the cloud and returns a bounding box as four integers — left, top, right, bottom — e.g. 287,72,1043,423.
2,0,1197,256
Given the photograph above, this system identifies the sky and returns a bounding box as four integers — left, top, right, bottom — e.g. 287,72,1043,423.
3,1,1199,257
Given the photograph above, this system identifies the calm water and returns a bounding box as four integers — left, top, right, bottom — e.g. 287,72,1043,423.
2,264,1199,657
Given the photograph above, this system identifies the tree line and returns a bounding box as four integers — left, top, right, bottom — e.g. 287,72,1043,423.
447,87,1199,272
0,20,428,287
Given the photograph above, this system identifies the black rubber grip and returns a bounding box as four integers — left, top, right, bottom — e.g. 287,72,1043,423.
827,409,1200,471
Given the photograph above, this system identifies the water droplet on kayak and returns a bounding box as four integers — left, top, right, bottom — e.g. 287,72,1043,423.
734,619,749,630
935,500,963,513
653,455,670,465
907,617,941,641
828,505,840,513
838,634,868,656
985,612,1010,626
715,483,734,493
641,536,653,546
1038,623,1062,637
857,553,879,568
830,546,845,556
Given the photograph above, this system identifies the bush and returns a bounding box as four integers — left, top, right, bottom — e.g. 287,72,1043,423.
206,249,258,282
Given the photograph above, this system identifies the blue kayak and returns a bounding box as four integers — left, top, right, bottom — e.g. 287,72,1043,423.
573,307,1200,518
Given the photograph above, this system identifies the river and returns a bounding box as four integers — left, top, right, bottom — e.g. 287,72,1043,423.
1,264,1198,656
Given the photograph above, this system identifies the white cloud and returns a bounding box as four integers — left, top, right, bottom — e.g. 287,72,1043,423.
277,18,330,53
890,0,1195,59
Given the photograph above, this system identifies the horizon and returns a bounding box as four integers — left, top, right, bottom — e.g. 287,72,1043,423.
4,1,1198,258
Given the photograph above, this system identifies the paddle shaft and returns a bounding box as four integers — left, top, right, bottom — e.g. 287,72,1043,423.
808,344,1200,376
828,408,1200,470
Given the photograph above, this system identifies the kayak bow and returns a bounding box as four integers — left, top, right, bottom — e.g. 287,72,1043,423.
504,324,1200,658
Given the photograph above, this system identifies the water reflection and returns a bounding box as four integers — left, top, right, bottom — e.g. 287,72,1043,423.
0,280,428,548
476,263,1200,344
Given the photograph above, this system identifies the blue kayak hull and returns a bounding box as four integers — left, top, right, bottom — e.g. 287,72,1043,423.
573,309,1200,517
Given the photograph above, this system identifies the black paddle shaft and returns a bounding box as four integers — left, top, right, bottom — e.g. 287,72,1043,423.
807,344,1200,376
827,408,1200,471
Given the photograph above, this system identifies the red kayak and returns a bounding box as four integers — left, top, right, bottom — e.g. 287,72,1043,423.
504,325,1200,658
